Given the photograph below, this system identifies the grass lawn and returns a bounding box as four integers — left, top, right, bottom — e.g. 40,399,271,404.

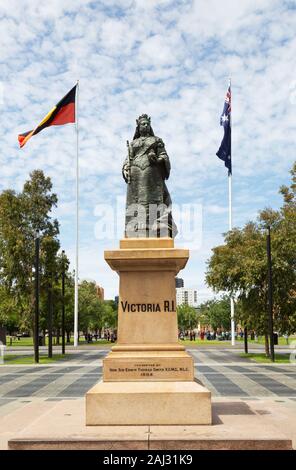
5,336,112,347
5,335,296,349
67,339,112,346
179,339,232,346
236,336,294,346
239,353,292,363
5,336,35,347
2,353,68,365
180,335,295,346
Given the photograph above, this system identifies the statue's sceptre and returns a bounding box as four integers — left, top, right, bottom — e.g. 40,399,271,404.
126,140,131,184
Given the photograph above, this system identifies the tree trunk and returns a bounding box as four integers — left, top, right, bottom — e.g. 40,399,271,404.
264,333,270,357
66,330,71,344
244,327,248,354
48,284,53,358
56,328,60,345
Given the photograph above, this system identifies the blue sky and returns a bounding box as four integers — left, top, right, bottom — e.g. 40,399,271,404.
0,0,295,301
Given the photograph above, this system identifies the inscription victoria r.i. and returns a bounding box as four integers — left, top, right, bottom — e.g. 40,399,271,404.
121,300,175,313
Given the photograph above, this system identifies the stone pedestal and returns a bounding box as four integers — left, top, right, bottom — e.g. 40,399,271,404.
86,238,212,425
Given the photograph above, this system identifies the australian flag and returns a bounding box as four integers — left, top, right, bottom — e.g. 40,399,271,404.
216,85,231,174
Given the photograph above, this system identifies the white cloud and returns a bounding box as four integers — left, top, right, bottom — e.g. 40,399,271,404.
0,0,295,301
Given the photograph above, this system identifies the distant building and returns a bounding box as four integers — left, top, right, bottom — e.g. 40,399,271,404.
175,277,184,288
96,285,104,301
176,288,198,308
114,295,119,307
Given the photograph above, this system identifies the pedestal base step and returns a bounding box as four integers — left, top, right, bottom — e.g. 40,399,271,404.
86,381,211,425
7,398,293,450
8,437,292,451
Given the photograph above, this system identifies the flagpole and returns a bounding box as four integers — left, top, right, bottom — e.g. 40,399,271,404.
74,80,79,348
229,172,235,346
228,77,235,346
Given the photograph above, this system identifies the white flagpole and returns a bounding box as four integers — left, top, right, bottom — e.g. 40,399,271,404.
229,173,235,346
74,80,79,348
228,77,235,346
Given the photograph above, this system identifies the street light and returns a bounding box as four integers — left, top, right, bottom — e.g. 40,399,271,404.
266,226,275,362
48,271,53,359
244,326,248,354
62,250,66,355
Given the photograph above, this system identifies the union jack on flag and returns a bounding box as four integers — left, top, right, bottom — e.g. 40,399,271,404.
220,86,231,126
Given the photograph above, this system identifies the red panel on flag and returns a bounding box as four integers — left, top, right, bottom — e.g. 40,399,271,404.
50,102,75,126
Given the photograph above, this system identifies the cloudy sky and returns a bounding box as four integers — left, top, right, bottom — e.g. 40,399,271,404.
0,0,295,301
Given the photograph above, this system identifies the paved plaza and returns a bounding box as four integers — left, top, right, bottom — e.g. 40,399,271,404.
1,348,296,400
1,348,296,449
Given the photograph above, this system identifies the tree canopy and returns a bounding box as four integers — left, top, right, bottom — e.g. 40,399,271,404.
199,296,231,331
177,303,198,331
206,162,296,343
0,170,117,339
0,170,60,330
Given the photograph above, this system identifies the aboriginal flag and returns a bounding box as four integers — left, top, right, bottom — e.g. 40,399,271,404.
18,85,77,148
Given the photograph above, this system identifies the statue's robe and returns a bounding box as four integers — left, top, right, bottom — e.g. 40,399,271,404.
122,135,177,238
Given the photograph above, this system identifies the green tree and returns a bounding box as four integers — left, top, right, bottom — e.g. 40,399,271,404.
0,170,60,335
206,163,296,356
199,297,231,332
0,286,19,334
102,300,118,330
61,270,75,343
0,189,29,326
177,304,198,331
78,281,105,337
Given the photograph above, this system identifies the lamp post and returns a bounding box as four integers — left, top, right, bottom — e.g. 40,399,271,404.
34,231,40,364
48,273,53,359
266,226,275,362
62,250,65,355
244,327,248,354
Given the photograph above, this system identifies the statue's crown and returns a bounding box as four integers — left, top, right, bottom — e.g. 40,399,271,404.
136,114,151,125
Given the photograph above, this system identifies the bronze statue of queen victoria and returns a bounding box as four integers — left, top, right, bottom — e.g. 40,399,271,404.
122,114,177,238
